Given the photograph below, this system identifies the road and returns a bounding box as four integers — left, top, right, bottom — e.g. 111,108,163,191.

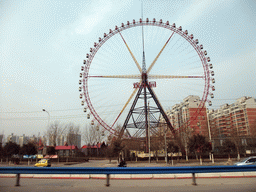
1,158,240,168
0,177,256,192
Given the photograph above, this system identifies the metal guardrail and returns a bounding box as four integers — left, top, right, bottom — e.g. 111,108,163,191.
1,165,256,187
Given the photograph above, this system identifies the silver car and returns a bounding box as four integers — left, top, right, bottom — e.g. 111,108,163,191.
235,156,256,166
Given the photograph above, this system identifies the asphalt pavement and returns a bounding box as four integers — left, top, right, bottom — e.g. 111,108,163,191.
1,177,256,192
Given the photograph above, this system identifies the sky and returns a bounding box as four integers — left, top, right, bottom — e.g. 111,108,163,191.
1,0,256,140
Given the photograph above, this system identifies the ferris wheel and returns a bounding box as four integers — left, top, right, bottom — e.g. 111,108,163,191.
79,18,215,139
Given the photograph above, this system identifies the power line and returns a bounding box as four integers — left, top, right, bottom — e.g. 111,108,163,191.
0,108,82,114
0,104,127,114
0,114,86,121
0,98,255,115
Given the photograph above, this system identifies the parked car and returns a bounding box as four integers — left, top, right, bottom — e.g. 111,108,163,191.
34,159,51,167
235,156,256,166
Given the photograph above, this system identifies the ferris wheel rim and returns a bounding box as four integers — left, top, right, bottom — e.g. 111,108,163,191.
81,18,213,135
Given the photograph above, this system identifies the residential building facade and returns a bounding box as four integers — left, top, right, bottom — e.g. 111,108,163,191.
164,95,209,138
208,96,256,138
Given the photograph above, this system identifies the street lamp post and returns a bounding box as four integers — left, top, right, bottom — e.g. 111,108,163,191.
207,111,214,163
42,109,50,146
42,109,50,128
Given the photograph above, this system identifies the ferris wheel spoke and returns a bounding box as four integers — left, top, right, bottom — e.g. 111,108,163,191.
111,85,140,128
88,74,141,79
148,74,204,79
118,32,142,73
147,31,175,74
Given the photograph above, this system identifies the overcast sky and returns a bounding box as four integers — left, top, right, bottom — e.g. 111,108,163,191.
1,0,256,139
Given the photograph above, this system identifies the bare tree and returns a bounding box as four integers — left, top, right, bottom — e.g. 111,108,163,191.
222,139,236,160
188,134,211,164
46,121,63,146
229,126,246,160
83,123,106,145
180,124,193,161
105,125,124,162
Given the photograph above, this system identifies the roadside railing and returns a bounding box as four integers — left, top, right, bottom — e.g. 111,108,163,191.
1,165,256,187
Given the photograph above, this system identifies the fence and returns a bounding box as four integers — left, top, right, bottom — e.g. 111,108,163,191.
1,165,256,187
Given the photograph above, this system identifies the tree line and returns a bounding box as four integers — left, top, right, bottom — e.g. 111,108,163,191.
0,141,37,159
1,119,255,163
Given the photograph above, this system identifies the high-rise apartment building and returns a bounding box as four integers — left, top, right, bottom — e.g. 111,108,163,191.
7,133,19,144
57,135,65,146
164,95,209,138
66,133,81,148
208,96,256,138
53,133,81,148
6,133,47,147
18,134,30,147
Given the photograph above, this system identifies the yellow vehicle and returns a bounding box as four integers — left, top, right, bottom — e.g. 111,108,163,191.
34,159,51,167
